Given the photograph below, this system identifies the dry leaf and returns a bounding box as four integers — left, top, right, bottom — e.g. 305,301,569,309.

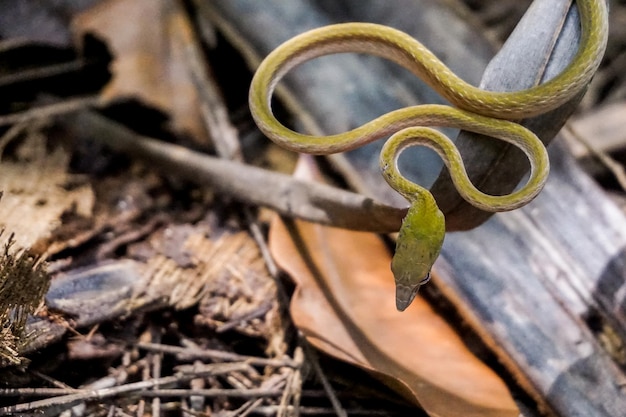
73,0,208,144
0,134,94,251
269,155,518,417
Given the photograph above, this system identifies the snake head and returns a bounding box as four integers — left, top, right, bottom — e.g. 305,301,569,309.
392,197,445,311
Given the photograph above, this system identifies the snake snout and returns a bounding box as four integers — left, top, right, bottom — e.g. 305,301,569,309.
395,274,428,311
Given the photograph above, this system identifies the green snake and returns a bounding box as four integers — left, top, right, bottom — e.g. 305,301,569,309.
248,0,608,311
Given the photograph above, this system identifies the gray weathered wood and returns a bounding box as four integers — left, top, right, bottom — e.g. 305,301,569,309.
431,0,588,230
204,0,626,416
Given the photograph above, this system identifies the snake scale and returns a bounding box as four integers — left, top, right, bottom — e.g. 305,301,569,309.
248,0,608,310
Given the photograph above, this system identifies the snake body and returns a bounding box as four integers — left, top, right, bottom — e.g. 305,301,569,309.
249,0,608,311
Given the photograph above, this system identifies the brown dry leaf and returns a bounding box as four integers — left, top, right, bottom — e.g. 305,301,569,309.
0,133,94,251
73,0,208,144
269,155,518,417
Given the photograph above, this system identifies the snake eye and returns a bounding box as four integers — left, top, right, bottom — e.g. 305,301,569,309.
419,272,431,286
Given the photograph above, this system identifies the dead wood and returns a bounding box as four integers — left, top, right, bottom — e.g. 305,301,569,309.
204,0,626,416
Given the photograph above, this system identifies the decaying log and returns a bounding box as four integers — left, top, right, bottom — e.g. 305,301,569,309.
204,0,626,416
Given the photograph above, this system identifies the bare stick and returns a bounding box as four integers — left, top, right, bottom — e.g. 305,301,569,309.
67,111,404,233
138,341,296,368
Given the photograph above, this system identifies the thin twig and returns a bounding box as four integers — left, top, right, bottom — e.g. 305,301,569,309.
216,301,274,333
181,6,242,159
0,96,101,127
251,405,400,416
68,110,405,233
0,123,27,160
0,60,90,89
300,336,347,417
149,327,163,417
0,363,248,415
139,388,284,398
137,341,297,368
30,370,75,390
187,361,206,413
564,124,626,192
228,397,265,417
291,347,304,417
0,388,80,396
278,346,304,417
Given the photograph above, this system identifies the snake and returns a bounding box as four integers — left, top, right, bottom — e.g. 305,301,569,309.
248,0,608,311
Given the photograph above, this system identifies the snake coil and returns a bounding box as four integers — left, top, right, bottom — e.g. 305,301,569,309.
249,0,608,310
